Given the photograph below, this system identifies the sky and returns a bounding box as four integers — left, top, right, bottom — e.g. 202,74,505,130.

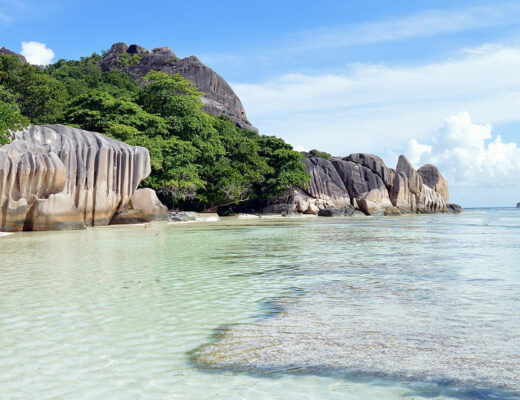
1,0,520,207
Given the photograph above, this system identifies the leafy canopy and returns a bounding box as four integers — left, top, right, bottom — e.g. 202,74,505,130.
0,52,309,211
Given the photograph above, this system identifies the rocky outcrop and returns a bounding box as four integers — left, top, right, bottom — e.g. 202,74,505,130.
345,153,393,188
391,156,447,213
302,158,351,209
447,203,463,214
332,158,394,214
418,164,449,202
0,47,27,64
517,203,520,208
110,188,167,224
0,139,84,232
15,125,151,226
1,125,168,232
265,153,452,216
99,42,256,131
25,192,86,231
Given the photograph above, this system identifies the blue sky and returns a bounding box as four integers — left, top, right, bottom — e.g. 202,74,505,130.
1,0,520,207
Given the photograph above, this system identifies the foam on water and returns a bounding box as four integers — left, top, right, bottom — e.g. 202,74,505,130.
1,210,519,399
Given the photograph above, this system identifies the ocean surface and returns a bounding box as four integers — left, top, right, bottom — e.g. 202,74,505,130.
1,209,519,400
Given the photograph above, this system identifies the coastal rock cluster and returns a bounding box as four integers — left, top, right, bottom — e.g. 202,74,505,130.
266,153,458,216
99,42,257,132
0,125,167,232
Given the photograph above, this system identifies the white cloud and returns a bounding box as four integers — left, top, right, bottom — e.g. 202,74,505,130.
21,41,54,65
290,4,520,52
293,144,308,152
407,112,520,188
406,139,432,165
232,45,520,157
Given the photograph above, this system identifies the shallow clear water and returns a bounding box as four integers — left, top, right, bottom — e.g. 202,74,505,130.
1,209,519,399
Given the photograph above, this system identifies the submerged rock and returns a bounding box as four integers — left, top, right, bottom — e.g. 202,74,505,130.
318,208,346,217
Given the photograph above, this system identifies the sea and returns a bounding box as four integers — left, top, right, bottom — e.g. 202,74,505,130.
1,208,519,399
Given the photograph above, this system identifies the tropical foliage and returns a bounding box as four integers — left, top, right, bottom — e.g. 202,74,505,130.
0,52,309,210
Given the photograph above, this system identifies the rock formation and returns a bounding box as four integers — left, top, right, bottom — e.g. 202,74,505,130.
110,188,168,224
99,42,256,131
0,47,27,64
265,153,451,216
418,164,449,202
1,125,167,232
0,139,85,232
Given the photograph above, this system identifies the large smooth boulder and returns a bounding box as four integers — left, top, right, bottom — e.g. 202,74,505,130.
418,164,449,202
390,156,447,213
396,155,422,196
332,158,393,215
99,43,256,131
25,193,86,231
302,157,351,211
111,188,168,224
15,125,151,226
0,140,69,232
447,203,463,214
345,153,393,188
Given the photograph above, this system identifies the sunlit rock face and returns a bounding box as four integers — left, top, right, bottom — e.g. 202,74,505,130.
1,125,167,232
0,139,83,231
110,188,168,225
99,42,257,132
14,125,151,226
418,164,449,203
265,153,449,216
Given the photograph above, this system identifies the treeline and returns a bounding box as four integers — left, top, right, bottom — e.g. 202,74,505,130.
0,53,309,211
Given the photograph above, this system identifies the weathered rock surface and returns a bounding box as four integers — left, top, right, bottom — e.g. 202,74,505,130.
14,125,151,226
302,158,351,210
332,158,393,214
418,164,449,202
25,192,86,231
0,140,74,232
265,153,452,216
390,155,447,213
1,125,168,232
345,153,393,188
0,47,27,64
99,42,256,131
447,203,463,214
111,188,168,224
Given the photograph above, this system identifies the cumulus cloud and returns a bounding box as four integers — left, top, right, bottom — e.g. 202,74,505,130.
232,45,520,157
407,112,520,187
21,41,55,65
406,139,432,165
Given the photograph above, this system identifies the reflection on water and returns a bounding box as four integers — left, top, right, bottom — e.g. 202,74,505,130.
1,210,519,399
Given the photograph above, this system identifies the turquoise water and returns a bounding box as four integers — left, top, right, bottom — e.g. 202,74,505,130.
1,209,519,399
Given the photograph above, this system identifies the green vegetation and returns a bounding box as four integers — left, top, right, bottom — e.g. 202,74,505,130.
0,52,309,211
308,149,332,160
0,86,29,144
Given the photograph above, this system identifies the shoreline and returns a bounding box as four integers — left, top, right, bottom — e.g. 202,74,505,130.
0,209,467,236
